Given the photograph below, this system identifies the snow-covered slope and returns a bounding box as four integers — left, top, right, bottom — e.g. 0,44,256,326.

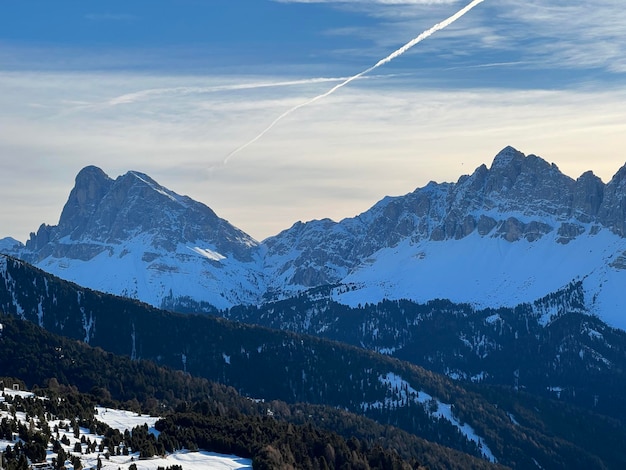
7,166,264,310
4,146,626,329
0,237,21,252
0,387,252,470
332,228,626,327
261,146,626,329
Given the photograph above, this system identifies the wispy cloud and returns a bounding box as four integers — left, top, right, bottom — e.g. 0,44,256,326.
84,13,136,21
224,0,485,162
497,0,626,73
1,0,625,243
1,70,626,242
105,77,356,106
280,0,626,75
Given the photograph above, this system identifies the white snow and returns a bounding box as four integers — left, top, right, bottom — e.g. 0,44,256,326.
129,172,189,208
2,387,35,399
0,391,251,470
95,407,160,434
334,227,626,331
188,246,226,262
127,451,252,470
547,386,564,399
470,372,486,383
507,412,520,426
33,233,265,311
10,197,626,333
362,373,496,463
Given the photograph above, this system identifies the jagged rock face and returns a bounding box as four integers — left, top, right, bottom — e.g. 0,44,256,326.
573,171,604,220
598,164,626,236
25,168,257,263
450,148,576,223
58,165,114,239
263,146,626,289
10,167,263,310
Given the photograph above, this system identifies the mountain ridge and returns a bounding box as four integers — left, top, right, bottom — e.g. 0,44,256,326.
4,146,626,329
3,253,626,468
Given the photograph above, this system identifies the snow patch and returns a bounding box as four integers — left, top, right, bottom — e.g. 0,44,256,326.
363,373,496,463
95,407,160,434
2,387,35,399
130,172,188,208
32,233,263,311
547,386,564,399
334,229,626,331
507,412,520,426
189,246,226,262
0,389,251,470
37,300,44,327
471,372,487,383
485,314,501,324
81,307,95,343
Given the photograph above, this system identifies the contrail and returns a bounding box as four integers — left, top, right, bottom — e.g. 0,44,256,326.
224,0,485,164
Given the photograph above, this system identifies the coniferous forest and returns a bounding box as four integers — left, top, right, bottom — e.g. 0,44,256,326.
2,255,626,468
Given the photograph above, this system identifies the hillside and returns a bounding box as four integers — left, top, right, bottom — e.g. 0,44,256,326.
0,378,413,470
2,255,626,468
0,385,253,470
0,319,487,470
226,282,626,421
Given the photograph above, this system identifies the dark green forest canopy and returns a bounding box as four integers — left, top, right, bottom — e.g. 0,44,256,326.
2,255,626,468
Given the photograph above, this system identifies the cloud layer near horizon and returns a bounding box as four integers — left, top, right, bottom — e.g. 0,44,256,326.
1,71,625,242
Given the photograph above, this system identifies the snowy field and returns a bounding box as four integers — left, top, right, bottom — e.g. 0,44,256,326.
97,451,252,470
335,228,626,329
94,407,161,434
1,386,35,399
1,389,252,470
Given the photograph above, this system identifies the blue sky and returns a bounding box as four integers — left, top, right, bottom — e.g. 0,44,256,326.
1,0,626,242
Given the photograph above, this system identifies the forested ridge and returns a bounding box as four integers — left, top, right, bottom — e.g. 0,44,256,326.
0,317,496,469
2,255,626,468
226,284,626,421
0,380,416,470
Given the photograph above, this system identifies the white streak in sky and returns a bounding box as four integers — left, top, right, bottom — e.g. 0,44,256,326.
224,0,486,163
107,77,354,106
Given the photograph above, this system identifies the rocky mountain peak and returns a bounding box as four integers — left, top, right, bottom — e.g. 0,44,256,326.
482,148,572,204
119,170,189,206
58,166,113,238
7,147,626,314
573,170,604,220
609,163,626,187
489,145,525,170
23,166,258,264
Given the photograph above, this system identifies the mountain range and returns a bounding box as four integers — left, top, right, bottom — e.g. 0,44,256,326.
2,145,626,330
4,145,626,467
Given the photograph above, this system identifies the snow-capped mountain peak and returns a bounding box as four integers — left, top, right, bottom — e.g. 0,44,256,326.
4,147,626,330
12,165,263,310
